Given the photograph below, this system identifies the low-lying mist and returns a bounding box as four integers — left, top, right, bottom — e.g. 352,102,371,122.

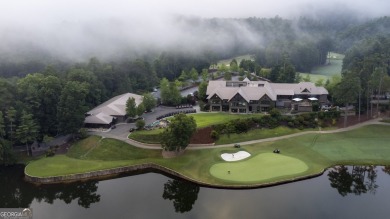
0,0,388,62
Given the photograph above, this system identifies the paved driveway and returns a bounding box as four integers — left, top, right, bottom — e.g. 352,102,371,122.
92,105,198,139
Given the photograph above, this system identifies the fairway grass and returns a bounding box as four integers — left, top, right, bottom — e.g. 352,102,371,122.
26,124,390,187
210,153,308,182
217,54,254,66
299,52,344,83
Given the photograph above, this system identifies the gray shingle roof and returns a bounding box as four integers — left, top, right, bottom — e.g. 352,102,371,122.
206,80,328,102
84,93,143,125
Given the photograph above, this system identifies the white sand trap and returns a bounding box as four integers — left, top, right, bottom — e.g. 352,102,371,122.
221,151,251,161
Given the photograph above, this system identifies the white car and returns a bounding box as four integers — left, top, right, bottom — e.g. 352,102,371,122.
321,105,331,110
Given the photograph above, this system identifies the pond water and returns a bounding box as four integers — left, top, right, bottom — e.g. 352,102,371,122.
1,165,390,219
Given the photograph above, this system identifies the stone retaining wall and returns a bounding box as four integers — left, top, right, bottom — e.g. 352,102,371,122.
24,163,326,189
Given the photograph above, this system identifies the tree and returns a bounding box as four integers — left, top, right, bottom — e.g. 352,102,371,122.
126,97,137,118
333,71,361,127
169,82,182,106
201,69,209,82
136,103,145,117
15,111,39,156
315,78,325,86
230,59,239,72
160,78,170,105
218,64,228,73
190,68,199,83
302,74,311,82
5,107,17,144
198,81,208,101
142,93,156,112
17,73,62,136
57,81,89,134
224,72,232,81
135,119,145,130
67,68,103,108
0,79,15,112
0,111,5,138
269,65,280,82
178,70,190,81
160,114,197,152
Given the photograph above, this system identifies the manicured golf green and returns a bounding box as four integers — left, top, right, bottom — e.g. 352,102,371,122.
210,153,308,182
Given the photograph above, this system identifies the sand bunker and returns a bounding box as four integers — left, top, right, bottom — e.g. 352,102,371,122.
221,151,251,161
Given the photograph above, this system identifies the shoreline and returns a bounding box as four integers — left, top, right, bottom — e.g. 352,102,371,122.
24,118,390,188
24,162,326,189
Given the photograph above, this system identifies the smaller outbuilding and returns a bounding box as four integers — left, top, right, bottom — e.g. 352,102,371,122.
84,93,143,128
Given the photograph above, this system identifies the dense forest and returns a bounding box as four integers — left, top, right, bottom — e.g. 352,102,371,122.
1,15,390,163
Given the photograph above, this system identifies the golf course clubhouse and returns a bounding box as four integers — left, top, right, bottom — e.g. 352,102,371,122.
206,79,328,113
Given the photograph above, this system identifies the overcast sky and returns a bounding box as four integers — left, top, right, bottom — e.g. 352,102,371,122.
1,0,389,20
0,0,389,61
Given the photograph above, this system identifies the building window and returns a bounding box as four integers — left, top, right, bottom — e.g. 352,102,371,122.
212,106,221,111
261,100,271,105
232,102,246,107
239,108,247,113
211,99,221,104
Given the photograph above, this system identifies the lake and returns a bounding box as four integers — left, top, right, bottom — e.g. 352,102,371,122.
1,165,390,219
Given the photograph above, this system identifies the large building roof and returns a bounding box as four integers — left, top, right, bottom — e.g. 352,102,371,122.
206,80,328,102
84,93,143,125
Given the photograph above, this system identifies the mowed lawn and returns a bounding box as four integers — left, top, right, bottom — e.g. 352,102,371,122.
191,113,260,128
129,112,263,143
215,126,306,145
26,124,390,187
298,52,343,82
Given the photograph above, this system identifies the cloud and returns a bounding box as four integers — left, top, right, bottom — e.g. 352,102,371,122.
0,0,389,61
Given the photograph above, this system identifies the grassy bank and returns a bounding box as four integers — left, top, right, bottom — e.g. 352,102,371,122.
215,126,307,145
25,124,390,187
129,112,263,144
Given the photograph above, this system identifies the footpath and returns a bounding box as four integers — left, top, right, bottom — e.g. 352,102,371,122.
92,117,390,150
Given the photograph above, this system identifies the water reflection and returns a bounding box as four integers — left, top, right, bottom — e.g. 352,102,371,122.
162,179,200,213
2,164,390,218
0,165,100,208
327,165,378,196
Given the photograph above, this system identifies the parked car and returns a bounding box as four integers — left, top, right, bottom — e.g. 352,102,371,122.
321,105,331,111
129,128,135,132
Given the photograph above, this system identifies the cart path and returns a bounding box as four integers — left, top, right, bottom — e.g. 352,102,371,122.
91,118,390,150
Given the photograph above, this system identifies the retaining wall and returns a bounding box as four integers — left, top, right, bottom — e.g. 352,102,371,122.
24,163,325,189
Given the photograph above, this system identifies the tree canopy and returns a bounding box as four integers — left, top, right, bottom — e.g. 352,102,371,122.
160,114,197,152
126,97,137,118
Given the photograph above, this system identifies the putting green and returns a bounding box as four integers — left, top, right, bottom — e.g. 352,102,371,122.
210,153,308,182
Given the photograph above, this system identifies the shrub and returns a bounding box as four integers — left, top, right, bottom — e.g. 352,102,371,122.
136,119,146,130
234,119,251,133
269,108,281,119
212,123,224,133
45,149,55,157
78,128,89,139
210,130,220,140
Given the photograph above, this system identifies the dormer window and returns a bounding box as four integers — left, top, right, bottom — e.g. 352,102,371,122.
302,88,310,93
